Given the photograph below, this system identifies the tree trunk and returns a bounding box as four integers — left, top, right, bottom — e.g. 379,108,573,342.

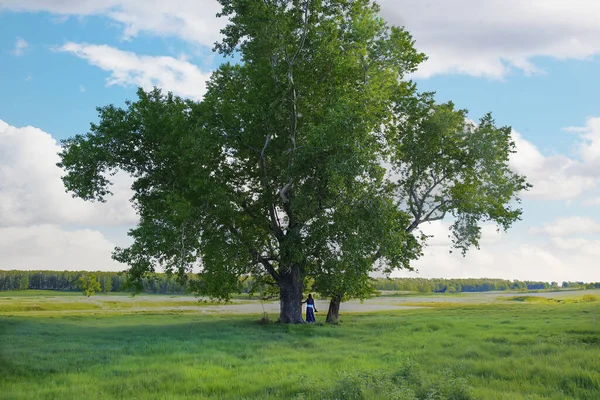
326,295,342,324
278,265,304,324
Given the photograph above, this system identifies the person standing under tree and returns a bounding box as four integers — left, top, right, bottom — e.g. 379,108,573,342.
302,294,317,323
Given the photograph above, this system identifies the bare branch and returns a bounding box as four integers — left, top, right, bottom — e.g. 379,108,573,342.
405,219,419,233
261,133,272,159
290,0,310,66
422,200,450,223
252,131,286,239
412,169,443,222
279,180,293,203
408,182,419,219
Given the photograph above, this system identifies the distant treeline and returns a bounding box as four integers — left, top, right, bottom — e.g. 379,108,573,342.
235,276,599,295
0,270,187,293
1,270,599,295
370,278,600,293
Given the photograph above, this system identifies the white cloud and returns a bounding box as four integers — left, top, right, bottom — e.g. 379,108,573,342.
0,119,137,228
378,0,600,79
79,84,86,92
0,0,225,48
509,118,600,202
417,221,505,249
394,220,600,282
3,1,600,78
510,130,597,201
583,197,600,207
549,237,600,257
565,117,600,176
531,216,600,237
0,225,125,271
57,43,210,100
12,37,28,56
393,125,600,280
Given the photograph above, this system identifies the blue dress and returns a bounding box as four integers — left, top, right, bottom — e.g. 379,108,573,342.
306,298,316,323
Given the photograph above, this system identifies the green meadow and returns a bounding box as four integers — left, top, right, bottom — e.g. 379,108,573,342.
1,291,599,399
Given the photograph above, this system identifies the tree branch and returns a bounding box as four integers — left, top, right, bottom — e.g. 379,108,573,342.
257,133,284,239
421,199,450,223
251,249,281,283
290,0,310,66
279,180,293,203
228,226,280,282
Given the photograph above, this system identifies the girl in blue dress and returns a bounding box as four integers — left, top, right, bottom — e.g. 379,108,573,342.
303,294,318,323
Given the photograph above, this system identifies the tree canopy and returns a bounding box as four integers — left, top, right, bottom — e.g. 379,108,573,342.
315,95,530,322
392,97,530,252
58,0,529,323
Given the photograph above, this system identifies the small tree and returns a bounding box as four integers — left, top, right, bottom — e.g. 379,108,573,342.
78,274,102,297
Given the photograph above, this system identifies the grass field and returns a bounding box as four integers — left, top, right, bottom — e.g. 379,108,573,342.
1,291,599,399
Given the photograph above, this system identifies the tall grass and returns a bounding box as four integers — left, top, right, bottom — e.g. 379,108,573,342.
0,297,598,399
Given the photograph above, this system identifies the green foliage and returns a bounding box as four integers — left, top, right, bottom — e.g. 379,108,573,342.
392,99,530,254
562,281,600,290
77,274,102,297
18,274,29,290
317,96,532,307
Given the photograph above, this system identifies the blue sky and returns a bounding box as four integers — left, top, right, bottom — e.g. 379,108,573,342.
1,0,599,282
0,11,207,138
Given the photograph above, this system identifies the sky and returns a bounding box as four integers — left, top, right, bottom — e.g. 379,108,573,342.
1,0,599,283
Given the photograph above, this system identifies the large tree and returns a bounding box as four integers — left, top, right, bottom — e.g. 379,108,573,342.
317,95,531,323
58,0,426,323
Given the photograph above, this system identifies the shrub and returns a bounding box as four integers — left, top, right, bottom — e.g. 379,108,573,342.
582,295,598,303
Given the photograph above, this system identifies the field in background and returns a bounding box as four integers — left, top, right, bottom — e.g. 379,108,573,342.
1,290,599,399
2,288,599,315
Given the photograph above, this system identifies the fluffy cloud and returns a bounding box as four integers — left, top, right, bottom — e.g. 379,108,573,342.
583,197,600,206
0,225,125,271
393,220,600,282
378,0,600,79
565,117,600,176
549,237,600,256
0,0,225,48
531,216,600,237
57,43,211,100
508,118,600,202
510,130,597,201
0,119,137,227
4,0,600,78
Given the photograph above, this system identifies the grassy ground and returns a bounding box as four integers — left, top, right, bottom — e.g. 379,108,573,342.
0,292,599,399
0,291,237,314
